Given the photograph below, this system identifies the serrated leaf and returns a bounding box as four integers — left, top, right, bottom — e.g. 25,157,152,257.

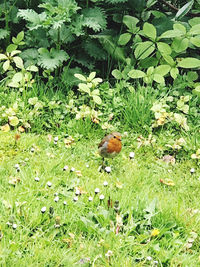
157,42,171,55
112,69,123,79
134,41,155,60
74,74,87,81
9,116,19,126
177,57,200,68
143,22,157,41
17,9,46,30
128,70,146,78
175,0,194,20
123,15,139,33
0,29,9,40
6,44,18,53
93,95,102,104
82,7,107,32
13,56,24,69
118,33,131,45
153,74,165,84
154,65,170,76
3,60,10,71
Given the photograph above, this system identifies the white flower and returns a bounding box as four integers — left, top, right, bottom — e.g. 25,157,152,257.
41,206,46,213
54,196,59,202
30,148,35,153
63,201,67,205
47,181,52,187
54,136,59,142
129,152,135,159
54,141,57,145
105,166,111,173
54,192,58,196
190,168,195,174
12,223,17,229
88,196,93,202
73,196,78,202
99,194,105,200
75,189,80,196
14,164,20,169
105,250,113,257
35,177,40,182
103,181,108,187
70,167,75,172
146,256,152,261
86,164,89,168
63,165,69,171
95,188,100,194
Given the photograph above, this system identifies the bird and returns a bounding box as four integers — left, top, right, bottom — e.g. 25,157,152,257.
98,132,122,166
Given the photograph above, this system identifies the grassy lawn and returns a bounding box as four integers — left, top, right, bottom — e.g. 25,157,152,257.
0,131,200,266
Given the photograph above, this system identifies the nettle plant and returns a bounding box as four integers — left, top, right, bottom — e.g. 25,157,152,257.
66,72,103,122
0,32,38,95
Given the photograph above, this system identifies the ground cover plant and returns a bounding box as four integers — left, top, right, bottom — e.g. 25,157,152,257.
0,130,200,266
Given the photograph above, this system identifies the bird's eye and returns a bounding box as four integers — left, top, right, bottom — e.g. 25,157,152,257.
113,136,116,138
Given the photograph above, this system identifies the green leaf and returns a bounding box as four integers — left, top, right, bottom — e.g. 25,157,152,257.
17,31,24,42
175,0,194,20
112,69,123,79
0,29,9,40
11,50,21,57
78,83,90,94
177,57,200,68
123,15,139,33
172,37,189,53
6,44,18,53
118,33,131,45
93,95,102,104
74,74,87,81
82,7,107,32
189,24,200,35
143,22,157,41
128,70,146,78
88,72,96,81
134,41,155,60
9,116,19,126
8,82,20,88
3,60,10,71
13,56,24,69
154,65,170,76
12,72,23,83
26,65,38,72
192,85,200,97
170,67,179,79
0,54,7,60
188,17,200,26
173,24,186,34
153,74,165,84
159,30,183,39
190,36,200,47
157,42,171,55
163,55,175,66
187,71,198,81
91,89,99,95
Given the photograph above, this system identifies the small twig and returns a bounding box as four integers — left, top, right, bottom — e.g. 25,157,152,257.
160,0,178,12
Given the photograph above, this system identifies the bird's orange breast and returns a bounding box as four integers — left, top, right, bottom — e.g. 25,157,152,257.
107,138,122,153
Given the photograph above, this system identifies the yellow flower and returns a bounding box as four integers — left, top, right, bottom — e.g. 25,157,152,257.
151,229,160,237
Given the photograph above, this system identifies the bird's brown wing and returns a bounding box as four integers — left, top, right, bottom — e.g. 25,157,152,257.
98,134,111,148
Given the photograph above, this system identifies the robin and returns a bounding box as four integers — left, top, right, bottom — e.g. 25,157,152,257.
98,132,122,165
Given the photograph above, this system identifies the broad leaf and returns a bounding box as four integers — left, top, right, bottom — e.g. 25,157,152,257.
177,57,200,68
172,37,189,53
157,42,171,55
193,86,200,97
118,33,131,46
143,22,157,41
112,69,123,79
88,72,96,81
154,65,170,76
93,95,102,104
190,36,200,47
128,70,146,78
163,55,175,66
9,116,19,126
26,65,38,72
189,24,200,35
13,56,24,69
6,44,17,53
78,83,90,94
153,74,165,84
13,72,23,83
159,30,183,39
173,23,186,34
134,41,155,60
74,74,87,81
0,54,7,60
123,15,139,33
3,60,10,71
170,67,179,79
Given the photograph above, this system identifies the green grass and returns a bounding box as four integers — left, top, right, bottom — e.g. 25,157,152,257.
0,131,200,266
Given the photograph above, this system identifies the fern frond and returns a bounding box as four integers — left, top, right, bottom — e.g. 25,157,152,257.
82,8,107,32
